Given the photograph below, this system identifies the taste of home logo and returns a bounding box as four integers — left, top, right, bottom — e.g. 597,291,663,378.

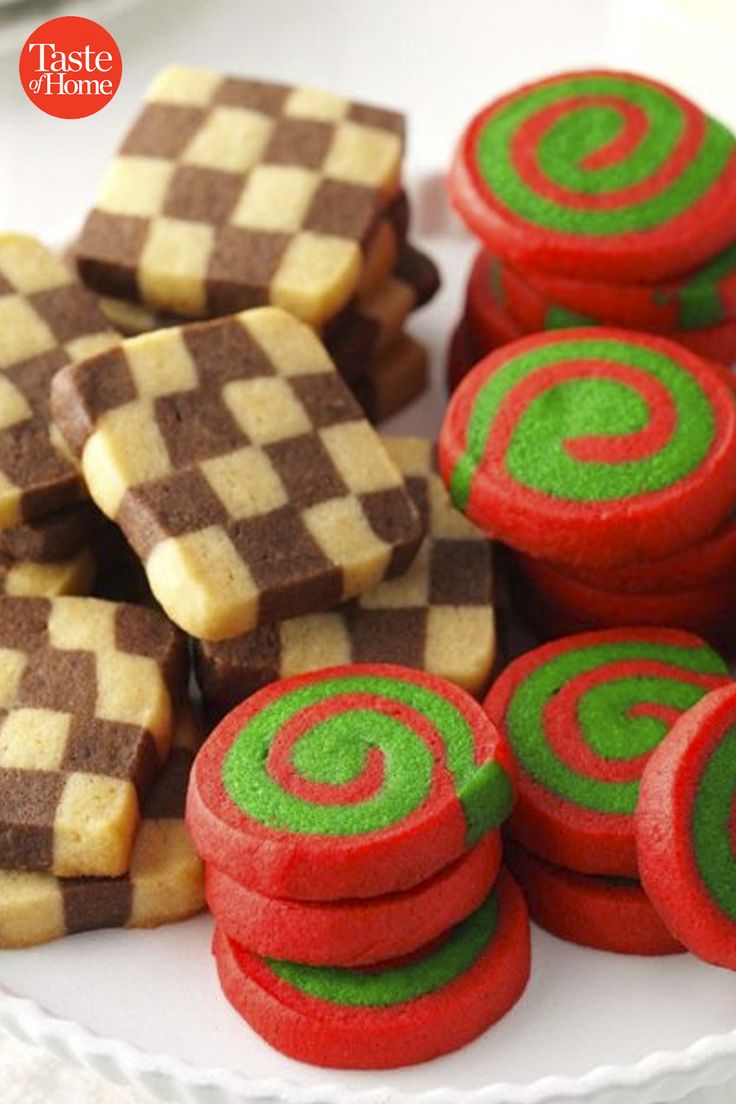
19,16,122,119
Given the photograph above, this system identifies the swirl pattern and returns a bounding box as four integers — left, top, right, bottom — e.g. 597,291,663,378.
638,683,736,968
483,629,730,876
439,329,736,567
188,664,513,900
451,71,736,281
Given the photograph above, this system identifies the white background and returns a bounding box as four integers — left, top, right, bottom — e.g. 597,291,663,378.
1,0,736,1100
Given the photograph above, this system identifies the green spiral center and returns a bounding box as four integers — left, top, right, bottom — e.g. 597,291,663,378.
450,336,715,510
505,640,728,815
267,887,500,1006
692,725,736,919
222,674,513,842
475,73,735,233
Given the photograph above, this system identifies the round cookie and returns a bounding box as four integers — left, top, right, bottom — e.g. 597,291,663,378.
449,70,736,282
476,248,736,366
483,629,730,876
213,870,530,1069
513,553,736,642
637,683,736,970
558,511,736,595
506,239,736,334
505,840,682,956
207,831,502,967
465,251,526,354
187,664,515,900
439,328,736,569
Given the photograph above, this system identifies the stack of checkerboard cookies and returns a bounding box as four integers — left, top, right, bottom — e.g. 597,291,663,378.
72,64,439,421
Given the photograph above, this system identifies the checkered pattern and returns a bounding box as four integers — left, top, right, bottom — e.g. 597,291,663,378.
75,66,405,327
0,596,186,877
352,333,429,423
51,308,423,641
0,704,203,948
0,546,95,599
195,436,495,711
96,239,439,386
0,500,103,563
0,235,120,529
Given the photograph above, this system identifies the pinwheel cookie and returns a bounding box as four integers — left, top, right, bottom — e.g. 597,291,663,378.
449,70,736,281
638,682,736,970
484,628,730,877
439,328,736,569
187,663,514,899
213,871,530,1069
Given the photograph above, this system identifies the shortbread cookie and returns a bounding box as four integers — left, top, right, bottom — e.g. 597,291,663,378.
0,501,102,563
207,831,502,967
75,66,404,326
505,841,682,956
0,234,119,528
0,547,95,598
195,436,495,713
0,705,204,948
213,871,530,1069
439,328,736,569
52,308,423,640
450,70,736,281
352,333,429,423
638,682,736,970
0,596,186,877
187,664,514,899
484,629,729,876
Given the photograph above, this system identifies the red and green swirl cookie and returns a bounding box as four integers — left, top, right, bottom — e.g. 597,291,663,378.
483,629,730,876
513,552,736,644
510,239,736,333
187,664,514,900
439,328,736,568
212,870,530,1069
637,683,736,970
449,70,736,282
505,840,682,956
472,248,736,365
206,831,501,967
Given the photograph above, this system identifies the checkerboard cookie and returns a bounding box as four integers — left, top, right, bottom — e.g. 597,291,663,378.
0,596,187,877
0,547,95,598
352,333,429,423
52,308,423,640
195,436,495,713
0,500,102,563
75,66,405,326
0,704,204,948
0,234,119,528
93,237,437,389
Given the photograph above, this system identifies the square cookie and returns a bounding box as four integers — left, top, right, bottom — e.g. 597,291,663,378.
0,234,119,528
352,333,429,423
0,596,187,877
0,704,204,948
195,436,495,712
75,66,405,326
0,547,95,598
52,308,424,640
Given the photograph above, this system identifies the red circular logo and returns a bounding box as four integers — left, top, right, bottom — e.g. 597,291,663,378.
19,16,122,119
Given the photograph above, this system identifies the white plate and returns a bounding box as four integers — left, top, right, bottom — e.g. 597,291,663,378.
2,135,736,1104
